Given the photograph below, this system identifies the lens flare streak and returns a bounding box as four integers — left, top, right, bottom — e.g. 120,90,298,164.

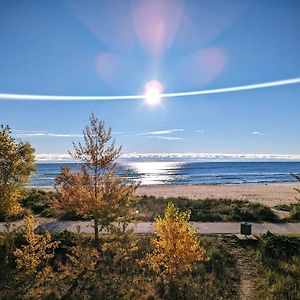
1,77,300,101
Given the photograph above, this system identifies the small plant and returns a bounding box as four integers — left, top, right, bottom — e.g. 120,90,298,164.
14,215,60,276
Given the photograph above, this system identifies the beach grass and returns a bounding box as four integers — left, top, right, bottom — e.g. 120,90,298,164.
250,232,300,298
20,189,280,222
137,195,280,222
274,203,300,222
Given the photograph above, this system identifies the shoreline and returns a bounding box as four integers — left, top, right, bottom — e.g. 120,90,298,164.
33,182,300,207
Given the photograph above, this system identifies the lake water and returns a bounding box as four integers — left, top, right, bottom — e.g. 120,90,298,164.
30,161,300,187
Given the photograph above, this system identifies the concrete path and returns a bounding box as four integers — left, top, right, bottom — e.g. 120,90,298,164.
1,220,300,235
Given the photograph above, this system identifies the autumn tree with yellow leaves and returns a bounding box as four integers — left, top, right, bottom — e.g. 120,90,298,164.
53,114,138,247
0,125,35,219
143,202,206,298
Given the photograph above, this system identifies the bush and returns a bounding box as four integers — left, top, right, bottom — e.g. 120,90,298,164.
20,189,60,214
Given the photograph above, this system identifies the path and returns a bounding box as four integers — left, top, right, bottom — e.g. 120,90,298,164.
1,220,300,235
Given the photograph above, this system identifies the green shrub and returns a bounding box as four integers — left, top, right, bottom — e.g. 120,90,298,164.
20,189,60,214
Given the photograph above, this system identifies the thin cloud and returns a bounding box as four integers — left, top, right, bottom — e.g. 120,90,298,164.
251,131,264,136
14,131,83,138
149,136,183,140
140,129,184,135
195,129,204,134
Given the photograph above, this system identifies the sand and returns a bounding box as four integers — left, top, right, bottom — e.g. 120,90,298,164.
136,183,300,207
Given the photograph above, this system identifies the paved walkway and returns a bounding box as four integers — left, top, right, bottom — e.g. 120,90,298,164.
1,220,300,235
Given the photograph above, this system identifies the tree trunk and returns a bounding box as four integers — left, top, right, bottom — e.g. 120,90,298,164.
94,218,99,248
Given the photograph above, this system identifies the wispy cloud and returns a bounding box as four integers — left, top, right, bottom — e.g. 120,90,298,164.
149,136,183,140
251,131,264,136
140,129,184,135
195,129,204,134
15,132,83,138
112,131,125,135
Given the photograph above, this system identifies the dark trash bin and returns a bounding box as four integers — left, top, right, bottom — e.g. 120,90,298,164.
240,223,252,235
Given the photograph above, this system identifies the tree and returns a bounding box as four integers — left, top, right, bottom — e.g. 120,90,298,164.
53,114,138,247
0,125,35,219
143,202,205,297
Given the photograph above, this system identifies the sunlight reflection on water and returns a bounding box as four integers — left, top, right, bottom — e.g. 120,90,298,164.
125,161,184,185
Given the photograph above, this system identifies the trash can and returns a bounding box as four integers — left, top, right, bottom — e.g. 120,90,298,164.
240,223,252,235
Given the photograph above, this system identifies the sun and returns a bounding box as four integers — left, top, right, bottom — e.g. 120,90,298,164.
144,80,163,106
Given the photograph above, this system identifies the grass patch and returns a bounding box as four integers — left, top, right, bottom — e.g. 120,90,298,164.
137,196,280,222
274,204,295,212
275,203,300,222
0,232,239,299
252,232,300,299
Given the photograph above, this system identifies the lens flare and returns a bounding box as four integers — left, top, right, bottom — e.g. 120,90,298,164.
144,80,163,105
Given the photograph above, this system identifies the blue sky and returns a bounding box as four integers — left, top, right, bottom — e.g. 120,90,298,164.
0,0,300,159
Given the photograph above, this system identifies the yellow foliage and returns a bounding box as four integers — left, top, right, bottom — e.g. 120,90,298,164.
143,202,205,280
66,245,101,273
54,169,137,223
0,185,21,217
0,125,35,219
14,215,60,276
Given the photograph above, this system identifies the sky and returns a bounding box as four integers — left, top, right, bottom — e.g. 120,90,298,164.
0,0,300,160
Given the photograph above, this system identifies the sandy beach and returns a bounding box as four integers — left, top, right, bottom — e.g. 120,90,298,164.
137,183,300,207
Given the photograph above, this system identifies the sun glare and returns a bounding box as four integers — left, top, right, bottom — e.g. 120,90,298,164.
144,80,163,106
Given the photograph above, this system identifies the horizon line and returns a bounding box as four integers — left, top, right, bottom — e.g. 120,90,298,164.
35,152,300,162
1,77,300,101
